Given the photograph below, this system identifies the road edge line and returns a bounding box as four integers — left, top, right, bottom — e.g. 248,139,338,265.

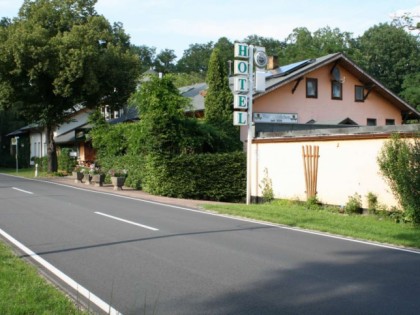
0,227,123,315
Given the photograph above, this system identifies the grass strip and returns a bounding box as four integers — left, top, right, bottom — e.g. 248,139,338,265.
0,167,48,178
203,200,420,249
0,241,87,315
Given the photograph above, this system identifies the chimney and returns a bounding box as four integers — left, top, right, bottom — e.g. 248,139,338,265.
267,56,279,70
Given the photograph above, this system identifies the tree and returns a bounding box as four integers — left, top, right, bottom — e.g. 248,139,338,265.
205,48,233,124
400,73,420,111
352,23,420,95
131,75,190,157
176,42,213,74
0,0,139,172
204,48,242,152
279,27,355,64
279,27,317,63
391,12,420,31
154,49,177,73
0,108,28,167
214,37,234,76
242,34,285,57
131,44,156,74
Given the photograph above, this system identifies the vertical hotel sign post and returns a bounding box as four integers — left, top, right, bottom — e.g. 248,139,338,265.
233,43,267,204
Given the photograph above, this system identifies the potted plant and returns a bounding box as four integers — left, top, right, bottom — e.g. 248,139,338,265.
82,167,91,185
72,165,84,183
90,166,105,187
109,169,127,190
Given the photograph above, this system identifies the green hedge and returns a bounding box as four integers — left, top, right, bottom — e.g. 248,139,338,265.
57,148,77,173
143,152,246,202
96,154,144,190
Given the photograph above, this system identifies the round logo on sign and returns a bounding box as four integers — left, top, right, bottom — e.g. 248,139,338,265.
254,51,268,68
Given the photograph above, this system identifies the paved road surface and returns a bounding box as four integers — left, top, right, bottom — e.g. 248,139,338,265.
1,174,420,315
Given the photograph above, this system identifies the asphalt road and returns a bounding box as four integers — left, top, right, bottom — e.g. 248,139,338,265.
1,173,420,315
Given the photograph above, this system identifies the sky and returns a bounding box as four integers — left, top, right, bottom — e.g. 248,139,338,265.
1,0,419,59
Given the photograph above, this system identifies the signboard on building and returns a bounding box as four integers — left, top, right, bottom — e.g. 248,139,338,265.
253,112,298,124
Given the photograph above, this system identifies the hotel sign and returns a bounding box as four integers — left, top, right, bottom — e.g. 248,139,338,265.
232,43,267,126
233,43,267,205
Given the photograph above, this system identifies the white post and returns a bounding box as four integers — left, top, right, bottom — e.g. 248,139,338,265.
15,136,19,173
246,45,254,205
35,163,38,177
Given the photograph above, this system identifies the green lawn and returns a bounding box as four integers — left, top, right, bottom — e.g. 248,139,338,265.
0,167,49,178
0,241,87,315
203,200,420,249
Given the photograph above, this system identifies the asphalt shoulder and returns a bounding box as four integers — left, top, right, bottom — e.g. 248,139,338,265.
44,176,231,210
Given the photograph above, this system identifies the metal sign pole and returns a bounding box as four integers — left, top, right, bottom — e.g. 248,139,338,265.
246,45,254,205
233,43,266,205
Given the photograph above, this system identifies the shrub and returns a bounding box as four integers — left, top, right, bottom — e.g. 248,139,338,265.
345,193,363,214
366,192,378,214
377,134,420,224
306,196,321,210
259,168,274,203
143,152,246,202
32,156,48,172
97,154,144,190
57,148,76,174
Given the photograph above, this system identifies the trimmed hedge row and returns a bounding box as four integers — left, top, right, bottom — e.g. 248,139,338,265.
96,154,144,190
143,151,246,202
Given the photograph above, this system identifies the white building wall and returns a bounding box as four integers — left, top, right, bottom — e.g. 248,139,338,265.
252,136,401,209
29,130,47,160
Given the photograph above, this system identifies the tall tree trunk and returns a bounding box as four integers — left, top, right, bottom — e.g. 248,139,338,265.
46,125,57,173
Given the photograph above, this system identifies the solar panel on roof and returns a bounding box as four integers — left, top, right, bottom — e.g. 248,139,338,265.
267,59,313,78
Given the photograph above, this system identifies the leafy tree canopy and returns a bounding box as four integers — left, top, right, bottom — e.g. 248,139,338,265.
214,37,234,74
204,47,241,152
242,34,285,57
131,44,156,74
391,12,420,31
176,37,233,77
279,26,355,64
0,0,140,171
130,75,190,156
352,23,420,95
400,73,420,111
205,47,233,124
177,42,213,74
154,48,177,74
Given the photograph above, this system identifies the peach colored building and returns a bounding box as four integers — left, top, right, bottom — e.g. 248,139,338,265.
240,53,419,142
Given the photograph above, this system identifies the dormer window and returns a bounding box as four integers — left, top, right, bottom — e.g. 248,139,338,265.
331,81,342,100
306,78,317,98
